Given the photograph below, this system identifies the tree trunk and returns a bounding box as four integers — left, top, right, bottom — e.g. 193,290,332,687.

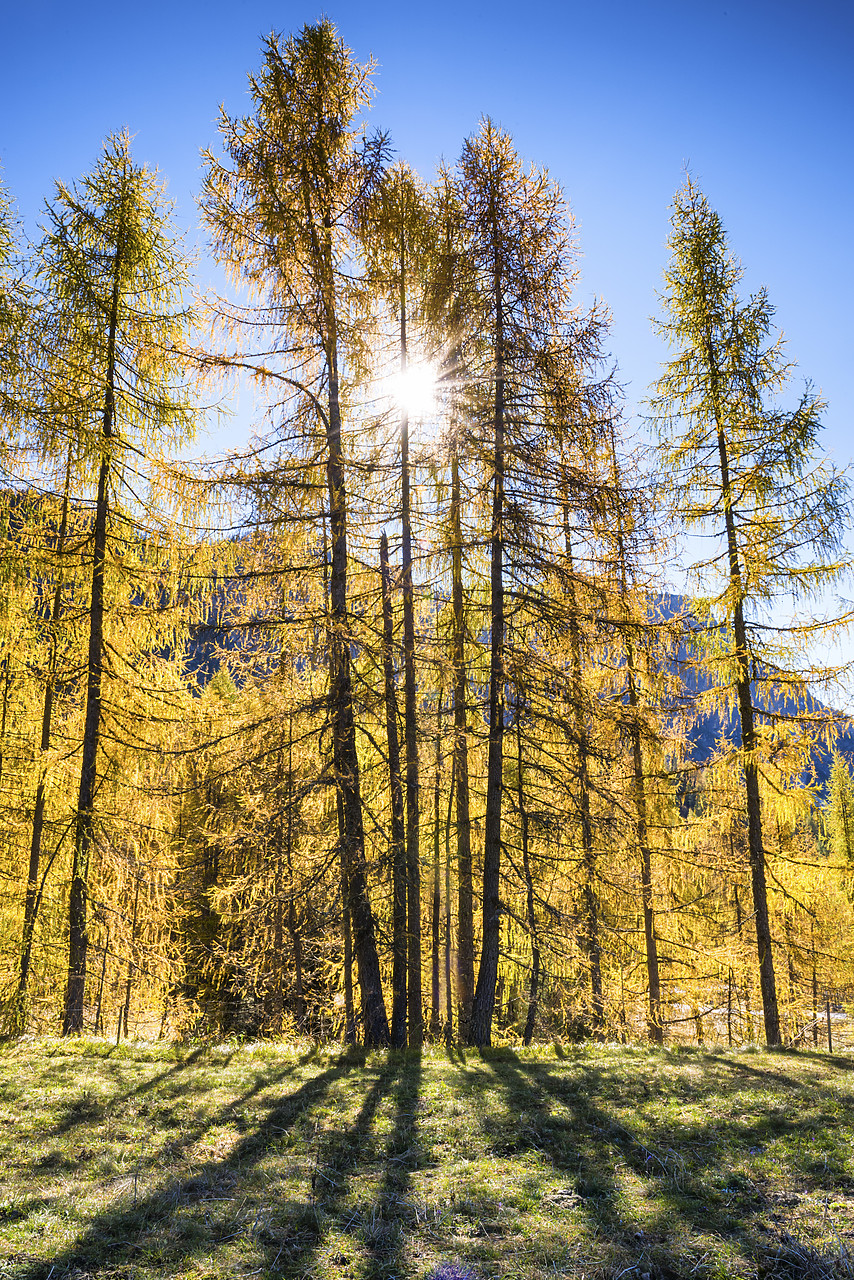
380,531,408,1047
632,709,662,1042
94,925,109,1035
563,515,603,1032
470,256,505,1047
121,873,141,1039
398,254,422,1048
284,718,306,1030
17,454,73,1026
325,327,389,1046
0,662,9,791
606,425,662,1042
450,442,474,1038
63,235,123,1035
64,452,110,1035
713,412,780,1046
338,794,356,1046
444,770,454,1040
430,705,442,1037
516,708,541,1046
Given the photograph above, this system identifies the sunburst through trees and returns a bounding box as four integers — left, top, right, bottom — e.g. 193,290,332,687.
0,23,850,1049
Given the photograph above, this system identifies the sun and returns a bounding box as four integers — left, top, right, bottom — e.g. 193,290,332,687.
389,361,439,419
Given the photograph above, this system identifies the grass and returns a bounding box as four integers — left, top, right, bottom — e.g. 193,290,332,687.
1,1038,854,1280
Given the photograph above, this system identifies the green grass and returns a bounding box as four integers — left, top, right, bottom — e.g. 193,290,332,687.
1,1037,854,1280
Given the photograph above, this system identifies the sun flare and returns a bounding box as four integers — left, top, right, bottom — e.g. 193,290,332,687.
389,361,439,419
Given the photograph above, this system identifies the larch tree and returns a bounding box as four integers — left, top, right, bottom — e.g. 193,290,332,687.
379,528,408,1046
360,161,435,1046
650,176,849,1047
32,131,196,1035
202,20,391,1046
826,752,854,866
0,178,28,437
455,119,579,1046
425,171,478,1038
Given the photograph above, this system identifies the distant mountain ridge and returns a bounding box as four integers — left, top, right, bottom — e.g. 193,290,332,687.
655,593,854,789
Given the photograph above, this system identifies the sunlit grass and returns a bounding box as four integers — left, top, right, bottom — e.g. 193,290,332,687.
1,1039,853,1279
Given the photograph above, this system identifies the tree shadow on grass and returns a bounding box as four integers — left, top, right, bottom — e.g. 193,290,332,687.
363,1051,423,1280
18,1048,318,1196
705,1047,854,1091
476,1050,818,1277
45,1044,322,1139
480,1053,642,1234
14,1046,370,1280
248,1050,407,1279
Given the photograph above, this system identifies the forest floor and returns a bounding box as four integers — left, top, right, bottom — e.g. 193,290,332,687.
1,1038,854,1280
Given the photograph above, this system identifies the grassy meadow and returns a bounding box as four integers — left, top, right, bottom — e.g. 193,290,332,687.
1,1039,853,1280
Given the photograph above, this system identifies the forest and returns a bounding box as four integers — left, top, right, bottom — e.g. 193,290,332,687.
1,18,852,1053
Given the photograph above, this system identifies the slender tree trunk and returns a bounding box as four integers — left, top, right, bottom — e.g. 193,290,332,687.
306,182,389,1046
272,749,286,1028
0,662,9,791
380,531,408,1047
516,708,541,1046
620,590,662,1044
450,442,474,1038
812,922,818,1047
713,411,780,1046
284,718,306,1029
606,426,663,1041
122,873,141,1039
338,795,356,1045
631,703,663,1042
325,321,389,1046
444,770,454,1041
398,248,422,1048
470,250,505,1047
64,231,123,1036
430,704,442,1037
94,925,109,1035
17,454,73,1025
563,514,604,1032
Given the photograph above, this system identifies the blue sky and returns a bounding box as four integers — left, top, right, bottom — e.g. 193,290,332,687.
2,0,852,466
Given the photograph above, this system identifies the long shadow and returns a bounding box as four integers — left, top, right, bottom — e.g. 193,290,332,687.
364,1051,424,1280
480,1052,643,1241
21,1050,314,1190
46,1044,323,1139
1,1044,215,1141
481,1048,854,1275
16,1047,369,1280
250,1051,404,1279
705,1047,854,1094
477,1052,766,1274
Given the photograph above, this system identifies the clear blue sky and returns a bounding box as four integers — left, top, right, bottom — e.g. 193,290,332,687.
2,0,852,465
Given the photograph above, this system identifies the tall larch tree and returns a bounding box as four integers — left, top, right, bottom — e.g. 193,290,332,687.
360,162,435,1045
650,176,849,1047
31,131,195,1034
456,119,577,1046
202,20,391,1046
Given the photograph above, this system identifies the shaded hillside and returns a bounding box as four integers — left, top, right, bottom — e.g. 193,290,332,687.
655,593,854,788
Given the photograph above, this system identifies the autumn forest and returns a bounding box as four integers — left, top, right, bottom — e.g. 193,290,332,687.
2,19,853,1053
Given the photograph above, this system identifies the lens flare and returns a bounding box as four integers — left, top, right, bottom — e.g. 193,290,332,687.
390,362,438,418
